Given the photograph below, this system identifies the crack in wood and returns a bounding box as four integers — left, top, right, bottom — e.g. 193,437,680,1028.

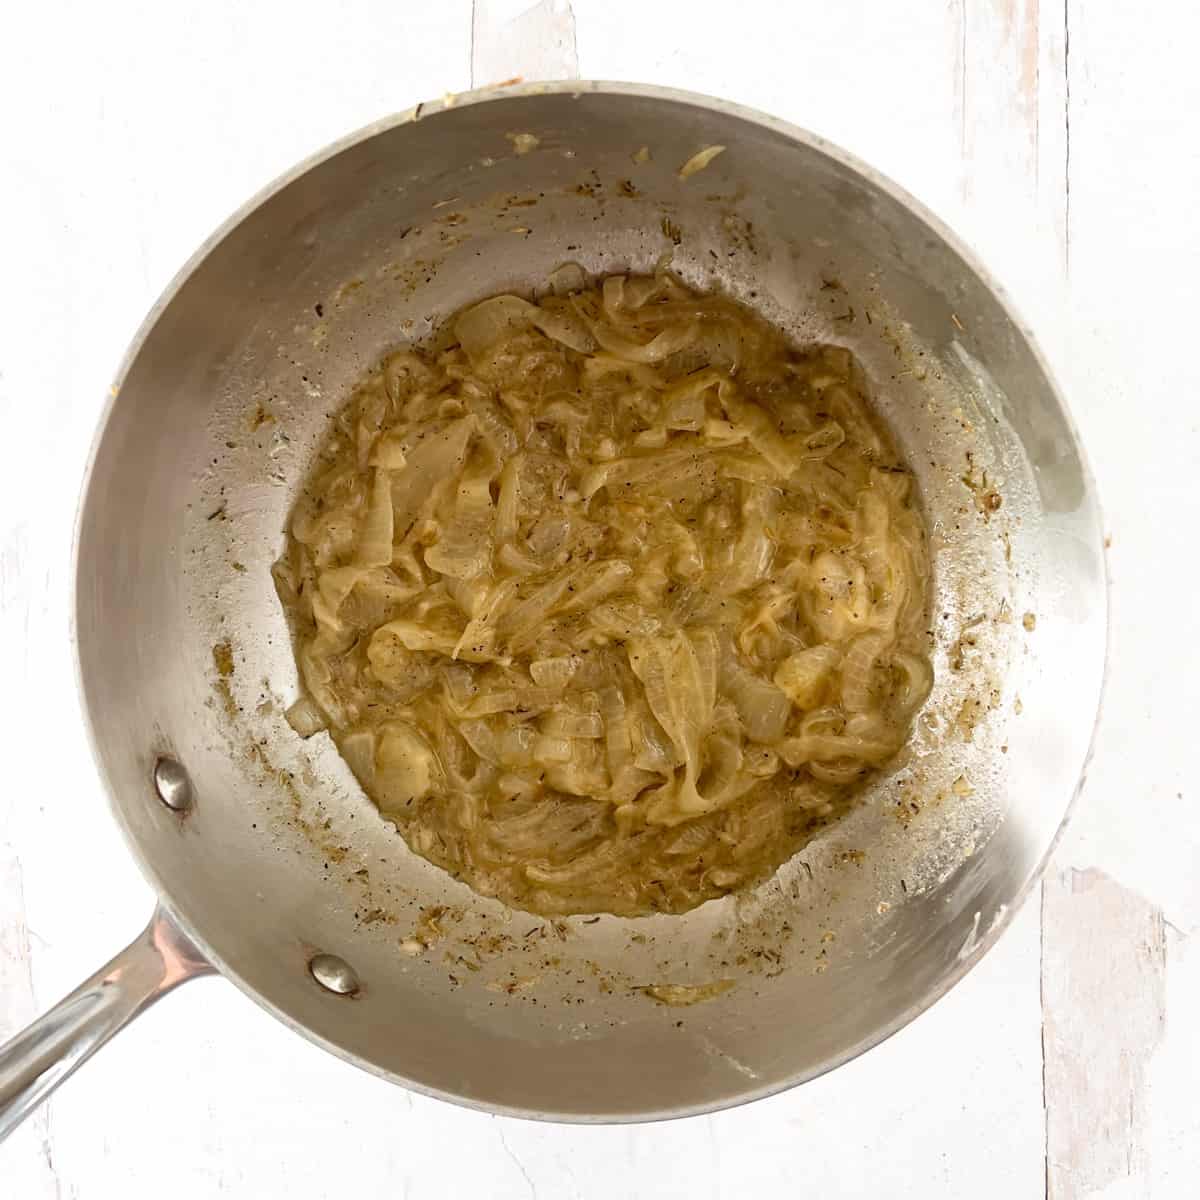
1064,0,1072,271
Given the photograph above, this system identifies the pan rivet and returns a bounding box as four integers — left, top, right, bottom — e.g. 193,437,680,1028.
153,757,193,812
309,953,360,996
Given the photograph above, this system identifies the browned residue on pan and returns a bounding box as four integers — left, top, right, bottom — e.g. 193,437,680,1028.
639,980,735,1007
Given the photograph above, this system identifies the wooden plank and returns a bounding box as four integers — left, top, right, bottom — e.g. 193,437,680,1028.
954,0,1069,361
1039,0,1200,1191
1042,869,1166,1198
1051,0,1200,939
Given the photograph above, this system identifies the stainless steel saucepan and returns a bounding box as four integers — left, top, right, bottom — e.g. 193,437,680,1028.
0,82,1106,1135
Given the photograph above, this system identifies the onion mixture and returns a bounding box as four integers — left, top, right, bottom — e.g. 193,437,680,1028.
273,270,932,916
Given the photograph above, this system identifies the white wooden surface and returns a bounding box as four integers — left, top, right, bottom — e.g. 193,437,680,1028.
0,1,1195,1195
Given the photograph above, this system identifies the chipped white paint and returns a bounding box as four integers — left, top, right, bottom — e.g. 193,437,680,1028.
1043,869,1167,1198
472,0,579,87
0,1,1196,1196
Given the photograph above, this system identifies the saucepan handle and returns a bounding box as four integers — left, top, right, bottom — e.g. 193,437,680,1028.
0,904,213,1141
